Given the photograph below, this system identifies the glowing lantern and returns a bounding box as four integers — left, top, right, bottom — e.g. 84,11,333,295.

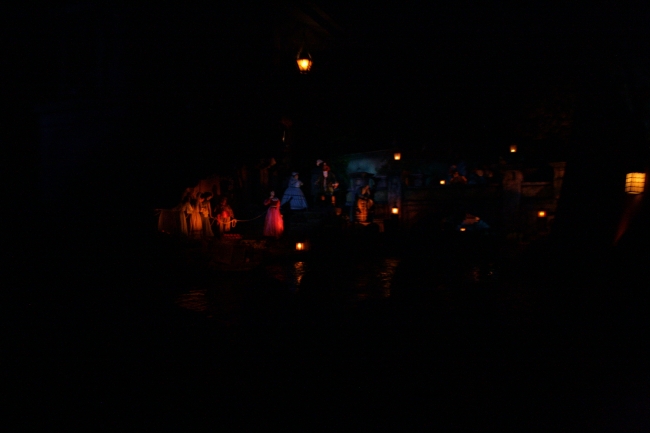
510,144,517,153
537,210,546,218
393,152,401,161
460,227,466,232
296,51,312,74
625,172,646,194
391,207,399,214
440,180,446,185
296,242,305,251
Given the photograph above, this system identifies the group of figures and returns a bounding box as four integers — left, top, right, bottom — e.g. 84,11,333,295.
262,159,339,238
275,159,338,210
159,159,340,241
157,190,235,240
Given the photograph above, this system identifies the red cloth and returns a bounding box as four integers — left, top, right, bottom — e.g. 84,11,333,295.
263,197,284,238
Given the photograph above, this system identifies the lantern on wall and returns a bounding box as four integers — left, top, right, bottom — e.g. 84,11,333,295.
537,210,547,218
625,172,646,194
296,51,312,74
391,207,399,214
440,180,446,185
393,152,401,161
296,242,305,251
460,227,466,232
510,144,517,153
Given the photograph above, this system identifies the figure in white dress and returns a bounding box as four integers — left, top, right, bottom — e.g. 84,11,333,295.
281,172,308,210
199,192,214,238
173,195,193,236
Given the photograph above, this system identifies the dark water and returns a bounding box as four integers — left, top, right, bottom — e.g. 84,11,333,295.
176,256,400,313
6,232,650,430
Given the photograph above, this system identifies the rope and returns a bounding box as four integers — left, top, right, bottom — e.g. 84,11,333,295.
156,208,267,230
209,211,267,229
232,212,265,223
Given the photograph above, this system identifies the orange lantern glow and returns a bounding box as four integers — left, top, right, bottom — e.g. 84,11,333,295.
440,180,446,185
296,242,305,251
296,52,312,74
625,172,646,194
460,227,466,232
391,207,399,214
510,144,517,153
537,210,546,218
393,152,401,161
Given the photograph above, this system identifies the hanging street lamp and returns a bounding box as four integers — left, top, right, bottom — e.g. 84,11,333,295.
296,50,312,74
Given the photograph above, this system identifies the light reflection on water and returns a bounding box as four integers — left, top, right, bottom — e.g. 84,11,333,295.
263,261,308,292
463,263,497,284
172,253,512,334
261,257,400,300
174,257,500,318
292,261,307,291
380,258,399,298
175,286,240,325
354,257,400,301
354,258,399,301
175,256,401,317
176,289,209,312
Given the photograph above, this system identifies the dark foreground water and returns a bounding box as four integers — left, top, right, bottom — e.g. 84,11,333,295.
5,230,650,430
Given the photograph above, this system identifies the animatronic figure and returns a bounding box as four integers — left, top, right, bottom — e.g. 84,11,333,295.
314,162,339,205
215,196,235,234
353,184,374,223
281,172,308,210
158,194,193,237
199,192,214,238
174,195,193,236
450,171,468,185
263,191,284,238
189,196,203,239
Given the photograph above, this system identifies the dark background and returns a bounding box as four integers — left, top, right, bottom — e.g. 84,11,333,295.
7,3,650,171
4,3,650,429
4,1,650,275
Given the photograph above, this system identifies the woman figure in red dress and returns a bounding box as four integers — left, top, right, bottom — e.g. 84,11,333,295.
263,191,284,238
216,196,235,234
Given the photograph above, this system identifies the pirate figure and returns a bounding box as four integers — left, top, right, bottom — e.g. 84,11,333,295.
314,162,339,206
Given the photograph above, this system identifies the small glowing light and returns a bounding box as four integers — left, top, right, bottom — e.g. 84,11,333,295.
296,242,305,251
510,144,517,153
296,52,312,74
391,207,399,214
460,227,466,232
625,172,646,194
393,152,401,161
538,210,546,218
440,180,446,185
